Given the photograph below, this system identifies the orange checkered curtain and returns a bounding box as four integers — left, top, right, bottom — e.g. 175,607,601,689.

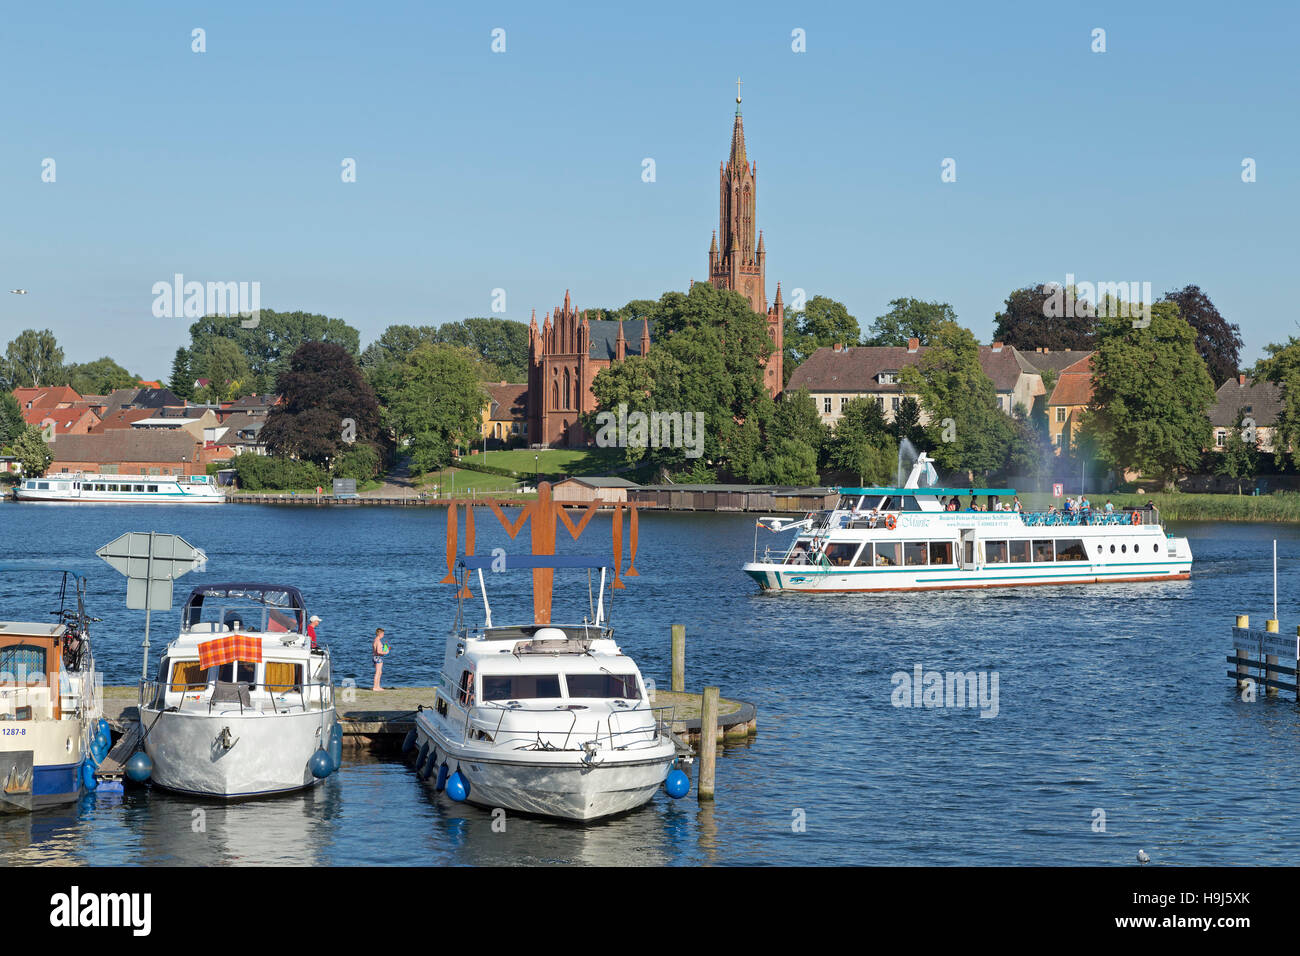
198,635,263,670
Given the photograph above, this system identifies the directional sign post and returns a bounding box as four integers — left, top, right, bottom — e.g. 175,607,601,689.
96,532,206,679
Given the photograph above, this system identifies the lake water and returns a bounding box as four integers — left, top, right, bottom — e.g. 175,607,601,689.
2,501,1299,866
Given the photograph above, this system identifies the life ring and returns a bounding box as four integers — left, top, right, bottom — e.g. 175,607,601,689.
1129,511,1141,526
884,514,897,531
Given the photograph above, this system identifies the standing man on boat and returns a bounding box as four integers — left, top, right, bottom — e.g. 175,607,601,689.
372,628,388,691
308,614,321,649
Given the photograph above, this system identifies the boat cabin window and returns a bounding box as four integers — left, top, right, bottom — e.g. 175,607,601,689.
929,541,954,565
565,673,640,700
1033,540,1054,562
0,644,47,683
784,542,812,565
1055,539,1087,562
1009,540,1032,564
216,661,257,688
879,496,921,512
458,669,475,705
481,674,561,701
903,541,928,566
874,542,901,567
984,541,1009,564
823,542,860,567
264,661,303,692
169,660,207,691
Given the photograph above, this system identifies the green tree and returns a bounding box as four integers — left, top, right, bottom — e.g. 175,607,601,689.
193,338,253,402
169,348,195,402
892,395,927,449
828,397,896,485
752,389,827,484
188,310,361,395
432,317,531,382
3,329,64,389
261,342,383,466
0,393,25,446
1252,338,1300,470
1214,412,1261,494
63,357,137,396
11,425,53,476
385,344,486,474
862,298,955,347
1088,301,1216,490
783,295,860,383
589,283,774,479
899,320,1012,481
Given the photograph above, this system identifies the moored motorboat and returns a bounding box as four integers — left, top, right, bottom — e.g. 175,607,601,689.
412,552,685,822
743,453,1194,592
136,583,337,798
0,566,102,812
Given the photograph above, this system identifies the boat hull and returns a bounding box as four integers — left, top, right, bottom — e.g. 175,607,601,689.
0,720,90,813
141,706,335,798
743,559,1192,592
415,715,674,821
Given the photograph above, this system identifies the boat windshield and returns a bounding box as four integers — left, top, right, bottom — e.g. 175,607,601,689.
182,585,306,634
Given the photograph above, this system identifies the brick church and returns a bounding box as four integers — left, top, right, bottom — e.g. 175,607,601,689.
526,89,784,448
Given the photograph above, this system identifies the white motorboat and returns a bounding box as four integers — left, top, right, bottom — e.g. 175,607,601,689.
14,473,224,504
0,567,102,812
411,555,685,821
136,583,338,798
743,453,1194,592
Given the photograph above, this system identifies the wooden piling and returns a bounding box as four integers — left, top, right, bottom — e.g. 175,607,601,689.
1236,614,1250,690
1266,619,1280,697
698,686,719,802
671,624,685,694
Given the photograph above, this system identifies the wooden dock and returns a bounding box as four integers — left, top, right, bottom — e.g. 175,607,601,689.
100,686,757,754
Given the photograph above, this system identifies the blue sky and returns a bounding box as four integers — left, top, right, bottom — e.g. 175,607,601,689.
3,0,1296,376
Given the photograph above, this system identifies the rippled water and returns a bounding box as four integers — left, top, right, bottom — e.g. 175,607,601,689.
2,501,1298,865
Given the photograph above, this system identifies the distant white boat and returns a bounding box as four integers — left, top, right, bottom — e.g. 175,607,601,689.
743,452,1194,592
14,473,224,504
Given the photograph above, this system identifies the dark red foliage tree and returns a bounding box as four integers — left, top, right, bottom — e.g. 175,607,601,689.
992,284,1097,351
261,342,383,466
1159,285,1242,387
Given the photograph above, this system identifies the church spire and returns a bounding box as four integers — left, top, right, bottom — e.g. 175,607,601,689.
729,78,746,169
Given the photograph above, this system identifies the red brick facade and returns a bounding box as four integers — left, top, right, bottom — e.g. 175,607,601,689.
524,94,784,447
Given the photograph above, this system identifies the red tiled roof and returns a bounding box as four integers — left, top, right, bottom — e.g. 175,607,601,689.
12,385,82,409
485,383,528,420
49,430,202,464
90,408,157,433
1047,355,1094,407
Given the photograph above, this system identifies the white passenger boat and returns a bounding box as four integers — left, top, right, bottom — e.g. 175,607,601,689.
0,567,102,812
743,453,1193,593
14,473,224,504
411,555,683,821
136,583,338,798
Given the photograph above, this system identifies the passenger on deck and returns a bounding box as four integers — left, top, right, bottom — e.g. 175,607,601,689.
1012,495,1023,512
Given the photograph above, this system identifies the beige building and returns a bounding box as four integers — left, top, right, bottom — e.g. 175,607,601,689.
1209,374,1281,453
785,339,1044,426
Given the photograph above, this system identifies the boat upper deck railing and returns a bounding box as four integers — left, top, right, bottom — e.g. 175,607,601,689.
1020,507,1160,527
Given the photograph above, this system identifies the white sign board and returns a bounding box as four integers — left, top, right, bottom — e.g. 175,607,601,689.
96,532,205,611
1052,483,1063,498
1231,626,1299,661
